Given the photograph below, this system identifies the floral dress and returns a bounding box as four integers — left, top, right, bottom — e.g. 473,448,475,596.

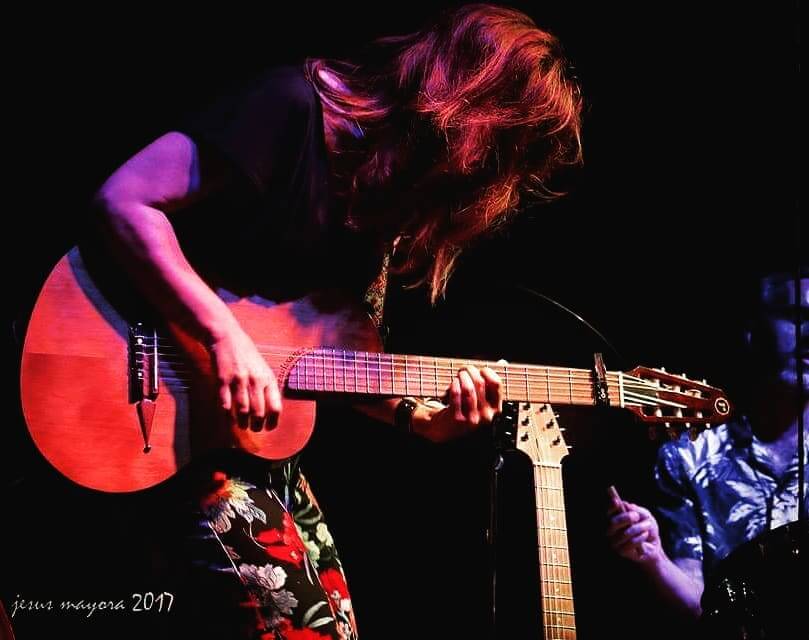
173,263,389,640
179,453,358,640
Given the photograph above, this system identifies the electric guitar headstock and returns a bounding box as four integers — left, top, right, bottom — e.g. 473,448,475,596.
515,402,570,466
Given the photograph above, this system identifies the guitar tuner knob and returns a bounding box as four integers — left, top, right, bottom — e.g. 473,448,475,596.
553,412,560,420
523,403,532,410
659,367,666,372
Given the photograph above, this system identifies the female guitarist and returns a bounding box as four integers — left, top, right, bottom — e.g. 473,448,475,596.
66,6,582,638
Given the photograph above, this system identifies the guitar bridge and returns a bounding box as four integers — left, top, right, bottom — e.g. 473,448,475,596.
128,322,160,452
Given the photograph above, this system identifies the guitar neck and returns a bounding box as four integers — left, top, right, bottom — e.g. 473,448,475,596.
286,348,622,407
534,462,576,639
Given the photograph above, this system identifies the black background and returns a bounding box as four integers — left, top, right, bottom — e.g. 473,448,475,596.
3,2,802,639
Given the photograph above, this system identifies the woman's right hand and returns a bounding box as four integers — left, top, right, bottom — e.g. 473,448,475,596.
208,322,283,430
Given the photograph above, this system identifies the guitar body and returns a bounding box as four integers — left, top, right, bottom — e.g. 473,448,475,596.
20,247,381,493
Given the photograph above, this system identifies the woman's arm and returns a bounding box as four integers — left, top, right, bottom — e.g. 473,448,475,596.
93,131,281,427
354,365,504,440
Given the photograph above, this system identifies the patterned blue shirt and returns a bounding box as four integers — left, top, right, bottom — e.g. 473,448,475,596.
654,416,808,576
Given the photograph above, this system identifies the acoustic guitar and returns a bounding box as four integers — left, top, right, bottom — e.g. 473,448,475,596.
20,247,732,492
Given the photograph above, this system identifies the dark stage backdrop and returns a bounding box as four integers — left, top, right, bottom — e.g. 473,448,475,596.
3,3,800,639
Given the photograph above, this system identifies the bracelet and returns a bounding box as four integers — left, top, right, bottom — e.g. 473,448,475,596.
394,397,418,434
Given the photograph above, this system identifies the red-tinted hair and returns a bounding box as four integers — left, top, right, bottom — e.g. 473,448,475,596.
306,4,582,302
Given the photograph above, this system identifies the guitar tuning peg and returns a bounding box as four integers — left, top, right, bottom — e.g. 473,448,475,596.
681,373,688,378
702,379,707,384
659,367,666,372
705,422,711,430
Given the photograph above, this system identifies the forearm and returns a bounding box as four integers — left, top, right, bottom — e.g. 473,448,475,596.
641,554,703,618
92,197,237,342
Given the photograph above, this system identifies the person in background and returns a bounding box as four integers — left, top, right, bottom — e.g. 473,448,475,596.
607,264,807,618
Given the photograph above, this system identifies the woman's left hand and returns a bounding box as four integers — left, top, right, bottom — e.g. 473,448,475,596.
413,365,504,442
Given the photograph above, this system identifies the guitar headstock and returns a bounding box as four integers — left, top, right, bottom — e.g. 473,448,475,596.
515,402,570,466
621,367,733,440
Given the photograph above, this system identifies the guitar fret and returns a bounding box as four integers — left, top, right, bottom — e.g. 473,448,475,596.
539,624,576,631
342,350,347,392
524,366,529,400
320,349,328,391
568,369,572,403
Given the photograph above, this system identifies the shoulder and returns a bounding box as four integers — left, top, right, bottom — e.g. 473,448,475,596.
247,64,319,117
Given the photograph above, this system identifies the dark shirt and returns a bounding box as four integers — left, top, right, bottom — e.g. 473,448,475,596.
175,64,385,303
654,416,808,576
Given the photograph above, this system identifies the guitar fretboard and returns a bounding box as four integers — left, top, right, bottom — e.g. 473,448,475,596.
286,348,622,406
534,462,576,639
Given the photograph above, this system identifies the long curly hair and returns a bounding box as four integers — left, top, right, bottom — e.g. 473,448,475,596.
306,4,583,302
